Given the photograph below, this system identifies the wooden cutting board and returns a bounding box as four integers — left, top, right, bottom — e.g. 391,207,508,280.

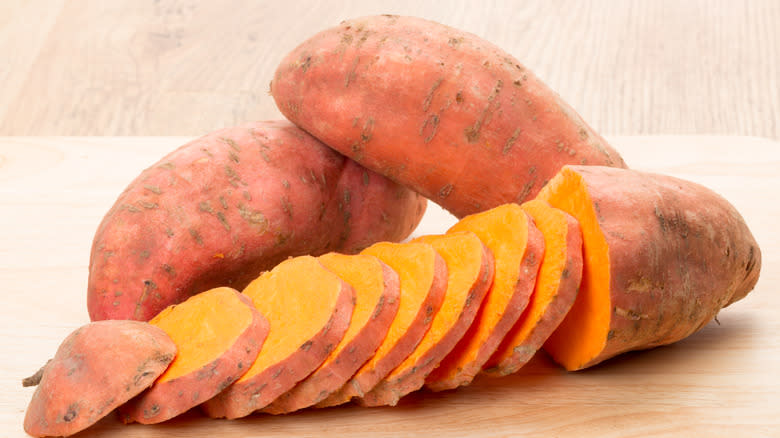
1,135,778,437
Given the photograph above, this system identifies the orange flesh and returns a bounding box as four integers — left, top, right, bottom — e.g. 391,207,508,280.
317,253,390,367
437,204,530,374
238,256,343,382
358,242,438,373
151,287,252,382
484,200,570,367
536,168,611,370
391,232,486,379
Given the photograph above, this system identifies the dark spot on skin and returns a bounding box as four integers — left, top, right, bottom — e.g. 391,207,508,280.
438,184,454,199
503,128,521,155
607,330,616,340
300,340,313,351
189,228,204,246
420,114,440,143
144,404,160,419
561,268,570,279
144,185,162,195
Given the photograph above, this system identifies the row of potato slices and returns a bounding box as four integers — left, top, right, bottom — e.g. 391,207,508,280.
115,196,582,423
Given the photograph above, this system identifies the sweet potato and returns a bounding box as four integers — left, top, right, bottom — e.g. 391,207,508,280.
270,15,627,218
316,241,447,407
88,120,426,321
23,321,175,437
202,256,354,419
537,165,761,370
425,204,543,390
482,200,582,376
262,253,400,413
358,232,492,406
119,287,268,424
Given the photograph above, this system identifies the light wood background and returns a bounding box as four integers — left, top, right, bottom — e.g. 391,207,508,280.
1,0,779,138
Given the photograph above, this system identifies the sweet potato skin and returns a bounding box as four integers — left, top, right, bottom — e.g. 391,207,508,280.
270,15,626,218
23,321,176,437
201,265,355,419
88,120,426,321
540,165,761,370
119,290,268,424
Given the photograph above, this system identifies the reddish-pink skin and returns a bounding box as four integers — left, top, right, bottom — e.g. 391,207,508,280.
24,321,176,437
119,292,269,424
427,216,544,389
88,120,426,321
270,15,627,218
357,243,494,407
201,280,355,419
544,165,761,369
262,261,401,414
316,253,448,408
481,211,582,377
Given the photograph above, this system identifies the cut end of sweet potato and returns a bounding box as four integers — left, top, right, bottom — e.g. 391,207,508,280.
202,256,354,419
120,287,268,424
482,200,583,376
536,167,611,371
426,204,540,390
263,253,400,414
360,232,492,406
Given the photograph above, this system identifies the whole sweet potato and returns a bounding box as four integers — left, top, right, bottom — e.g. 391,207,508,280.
271,15,626,218
88,120,426,321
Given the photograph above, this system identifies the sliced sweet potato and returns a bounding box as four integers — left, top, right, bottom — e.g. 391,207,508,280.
537,165,761,370
316,242,447,408
262,253,400,414
88,120,426,322
358,232,493,406
119,287,268,423
271,15,627,218
425,204,543,390
23,321,176,437
482,200,583,376
202,256,355,419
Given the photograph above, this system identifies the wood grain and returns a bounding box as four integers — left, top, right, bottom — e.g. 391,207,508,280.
0,0,778,139
1,135,778,437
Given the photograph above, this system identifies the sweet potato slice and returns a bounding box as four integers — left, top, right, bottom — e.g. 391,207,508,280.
316,242,446,408
23,321,176,437
119,287,268,423
202,256,355,419
537,165,761,370
271,15,626,218
262,253,400,413
425,204,543,390
481,200,583,376
358,232,493,406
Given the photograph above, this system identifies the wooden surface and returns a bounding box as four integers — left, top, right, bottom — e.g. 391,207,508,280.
0,135,778,437
1,0,779,139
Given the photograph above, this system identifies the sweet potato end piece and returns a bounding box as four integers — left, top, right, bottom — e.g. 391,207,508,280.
23,321,176,437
